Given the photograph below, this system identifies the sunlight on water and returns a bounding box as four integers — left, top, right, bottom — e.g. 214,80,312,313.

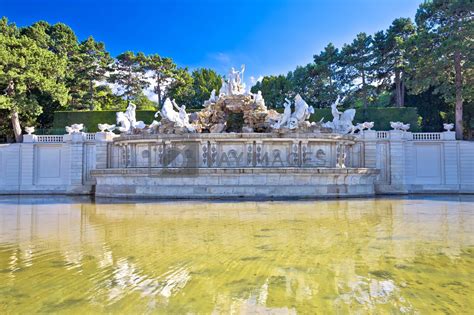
0,196,473,314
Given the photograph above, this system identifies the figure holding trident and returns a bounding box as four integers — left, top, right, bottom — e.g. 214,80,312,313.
227,65,246,94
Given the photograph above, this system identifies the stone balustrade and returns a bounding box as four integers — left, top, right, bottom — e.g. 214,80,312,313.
0,130,472,197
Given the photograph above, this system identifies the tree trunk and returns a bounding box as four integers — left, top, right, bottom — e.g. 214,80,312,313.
400,78,405,107
156,79,162,107
89,80,94,110
362,71,367,109
11,110,23,143
454,50,463,140
394,70,402,107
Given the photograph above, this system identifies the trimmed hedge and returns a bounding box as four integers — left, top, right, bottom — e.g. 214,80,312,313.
53,107,420,132
309,107,420,132
53,110,158,132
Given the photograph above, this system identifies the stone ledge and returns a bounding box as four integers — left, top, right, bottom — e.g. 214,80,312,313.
91,167,379,177
113,132,357,143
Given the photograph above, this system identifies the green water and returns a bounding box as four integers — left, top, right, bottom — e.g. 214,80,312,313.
0,196,473,314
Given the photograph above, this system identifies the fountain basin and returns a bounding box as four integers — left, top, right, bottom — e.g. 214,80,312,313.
92,167,379,199
92,133,379,199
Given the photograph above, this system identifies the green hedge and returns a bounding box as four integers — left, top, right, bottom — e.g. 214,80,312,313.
309,107,420,131
53,107,420,132
53,110,158,132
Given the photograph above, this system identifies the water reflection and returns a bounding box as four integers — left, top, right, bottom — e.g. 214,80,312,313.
0,196,473,313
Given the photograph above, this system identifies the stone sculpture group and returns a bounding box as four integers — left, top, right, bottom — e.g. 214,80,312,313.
93,66,390,136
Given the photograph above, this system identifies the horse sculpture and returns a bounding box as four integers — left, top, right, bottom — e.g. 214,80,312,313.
323,98,356,134
116,112,131,133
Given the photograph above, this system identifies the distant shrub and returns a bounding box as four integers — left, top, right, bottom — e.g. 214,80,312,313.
53,107,420,132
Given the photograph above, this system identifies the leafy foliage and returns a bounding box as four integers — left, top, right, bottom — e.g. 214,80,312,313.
0,17,68,141
108,51,149,101
1,0,473,141
189,68,222,108
250,75,290,108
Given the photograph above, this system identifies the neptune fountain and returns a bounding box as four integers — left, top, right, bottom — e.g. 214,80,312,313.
91,66,379,198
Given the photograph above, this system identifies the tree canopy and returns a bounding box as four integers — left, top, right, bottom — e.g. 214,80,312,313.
0,0,472,141
251,0,472,138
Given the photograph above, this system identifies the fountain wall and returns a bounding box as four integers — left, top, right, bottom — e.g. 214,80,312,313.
1,130,473,198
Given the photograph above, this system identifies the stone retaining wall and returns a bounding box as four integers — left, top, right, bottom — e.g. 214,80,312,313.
0,130,473,198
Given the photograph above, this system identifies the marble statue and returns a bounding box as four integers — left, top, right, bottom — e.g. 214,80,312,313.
219,78,228,96
209,89,217,102
352,123,365,134
363,121,374,130
65,123,84,134
287,117,299,130
400,123,410,132
176,102,196,133
25,126,35,135
323,98,356,134
160,98,182,126
204,89,218,107
115,103,145,133
254,91,265,108
292,94,314,125
124,102,137,127
220,65,246,96
270,94,314,131
351,121,374,134
272,98,292,129
228,65,245,95
98,124,116,132
443,123,454,131
157,98,195,133
390,121,404,130
116,112,131,133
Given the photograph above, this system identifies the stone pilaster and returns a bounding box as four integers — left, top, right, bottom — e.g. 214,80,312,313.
443,141,460,186
19,142,35,188
95,132,116,169
387,130,408,193
362,130,377,169
66,132,85,186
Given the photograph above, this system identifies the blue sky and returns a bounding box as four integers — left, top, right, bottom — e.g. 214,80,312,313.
1,0,421,85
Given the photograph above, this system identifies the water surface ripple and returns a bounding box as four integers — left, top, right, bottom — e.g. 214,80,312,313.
0,195,473,313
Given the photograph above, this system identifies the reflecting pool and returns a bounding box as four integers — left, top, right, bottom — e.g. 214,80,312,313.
0,196,473,313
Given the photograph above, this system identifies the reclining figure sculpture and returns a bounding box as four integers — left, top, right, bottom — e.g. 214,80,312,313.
271,94,315,130
116,102,146,133
157,98,195,133
323,97,356,134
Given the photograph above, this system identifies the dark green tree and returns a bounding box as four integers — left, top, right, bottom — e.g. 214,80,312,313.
407,0,473,139
109,51,149,102
250,75,291,108
144,54,177,107
93,85,125,111
190,68,222,108
312,43,342,107
167,68,195,107
71,37,113,110
0,18,68,142
287,64,318,107
406,87,449,132
373,18,415,107
339,32,375,109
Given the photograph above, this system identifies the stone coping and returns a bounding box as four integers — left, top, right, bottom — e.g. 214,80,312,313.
114,132,356,142
92,167,379,176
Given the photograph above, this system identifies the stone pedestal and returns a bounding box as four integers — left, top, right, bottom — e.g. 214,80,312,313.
23,134,37,143
95,132,117,169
